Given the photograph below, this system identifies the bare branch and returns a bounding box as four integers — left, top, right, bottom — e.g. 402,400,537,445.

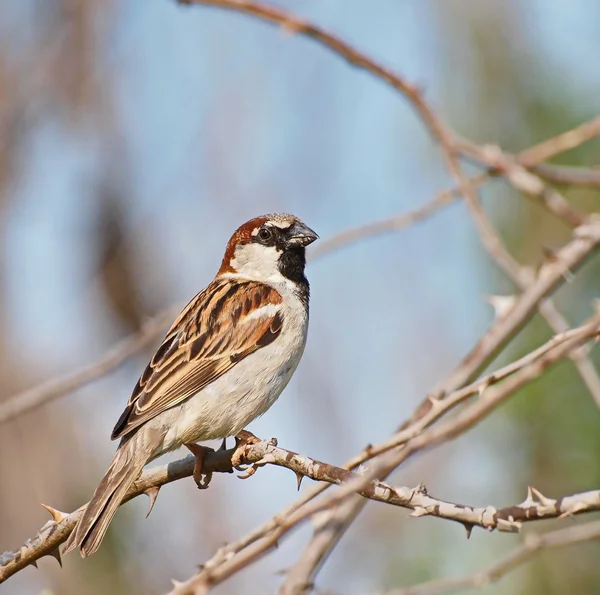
532,163,600,188
518,116,600,166
5,422,600,587
383,519,600,595
457,138,585,227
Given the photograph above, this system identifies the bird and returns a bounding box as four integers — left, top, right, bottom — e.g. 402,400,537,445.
64,213,318,558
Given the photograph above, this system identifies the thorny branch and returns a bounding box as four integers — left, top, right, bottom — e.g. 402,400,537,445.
3,426,599,587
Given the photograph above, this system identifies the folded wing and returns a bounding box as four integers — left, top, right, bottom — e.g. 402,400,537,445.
111,280,284,440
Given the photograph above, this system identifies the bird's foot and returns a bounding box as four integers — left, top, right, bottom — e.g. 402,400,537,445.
185,443,214,489
232,431,275,480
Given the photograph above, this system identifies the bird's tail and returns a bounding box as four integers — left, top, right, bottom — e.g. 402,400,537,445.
64,431,157,558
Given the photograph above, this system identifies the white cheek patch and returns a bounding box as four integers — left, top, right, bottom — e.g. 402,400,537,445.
230,243,282,280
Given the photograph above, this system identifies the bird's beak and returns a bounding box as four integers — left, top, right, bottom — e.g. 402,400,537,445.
288,221,319,247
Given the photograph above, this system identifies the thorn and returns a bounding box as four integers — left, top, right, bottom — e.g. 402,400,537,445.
28,559,38,569
521,485,536,508
171,578,184,587
410,506,429,518
530,486,553,506
219,437,227,451
414,482,428,495
47,546,62,567
40,503,68,523
463,523,474,539
427,395,441,408
144,486,161,518
484,294,516,319
295,471,304,491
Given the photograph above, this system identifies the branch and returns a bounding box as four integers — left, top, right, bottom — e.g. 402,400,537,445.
167,457,600,595
457,137,585,227
518,116,600,165
384,519,600,595
5,430,599,586
532,163,600,188
5,304,600,589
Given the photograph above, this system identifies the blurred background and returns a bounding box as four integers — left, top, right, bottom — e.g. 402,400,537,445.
1,1,600,594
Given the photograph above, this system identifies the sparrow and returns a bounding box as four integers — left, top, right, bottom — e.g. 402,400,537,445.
64,213,318,558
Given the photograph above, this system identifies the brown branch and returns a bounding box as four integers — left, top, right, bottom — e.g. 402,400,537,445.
532,163,600,188
167,452,600,595
453,160,600,408
518,116,600,165
457,137,585,227
384,519,600,595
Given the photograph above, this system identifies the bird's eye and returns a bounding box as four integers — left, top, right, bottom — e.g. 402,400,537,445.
258,227,273,242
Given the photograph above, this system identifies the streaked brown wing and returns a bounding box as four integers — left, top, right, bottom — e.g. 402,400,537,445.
111,279,284,440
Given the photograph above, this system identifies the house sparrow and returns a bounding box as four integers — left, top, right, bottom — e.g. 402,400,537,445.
64,213,318,558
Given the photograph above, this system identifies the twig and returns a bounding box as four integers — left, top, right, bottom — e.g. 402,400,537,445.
453,150,600,408
517,116,600,166
532,163,600,188
309,195,453,260
457,138,585,227
383,519,600,595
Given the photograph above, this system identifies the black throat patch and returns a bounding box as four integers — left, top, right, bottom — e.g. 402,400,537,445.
278,246,310,307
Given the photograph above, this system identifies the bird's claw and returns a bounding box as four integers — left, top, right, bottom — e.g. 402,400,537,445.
236,461,265,479
185,443,214,489
231,431,278,480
